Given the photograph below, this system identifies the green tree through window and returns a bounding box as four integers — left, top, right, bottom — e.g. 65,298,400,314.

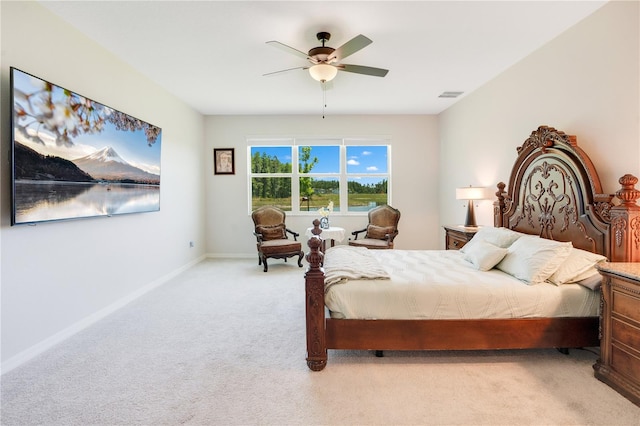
299,146,318,208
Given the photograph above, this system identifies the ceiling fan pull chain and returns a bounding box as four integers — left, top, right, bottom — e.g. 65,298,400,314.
322,82,327,119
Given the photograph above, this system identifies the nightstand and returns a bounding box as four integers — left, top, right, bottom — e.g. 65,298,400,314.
594,263,640,407
443,225,480,250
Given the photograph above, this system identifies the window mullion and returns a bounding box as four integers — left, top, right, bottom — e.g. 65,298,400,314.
339,145,348,214
291,146,300,213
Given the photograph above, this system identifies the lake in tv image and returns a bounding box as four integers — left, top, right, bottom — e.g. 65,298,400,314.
11,68,162,225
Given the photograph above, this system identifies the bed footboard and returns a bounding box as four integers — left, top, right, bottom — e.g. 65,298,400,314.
305,219,327,371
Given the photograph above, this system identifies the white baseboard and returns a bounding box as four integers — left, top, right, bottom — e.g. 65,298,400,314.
206,253,255,259
1,255,206,376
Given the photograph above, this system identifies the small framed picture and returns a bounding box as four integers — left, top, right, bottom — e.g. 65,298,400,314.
320,217,330,229
214,148,235,175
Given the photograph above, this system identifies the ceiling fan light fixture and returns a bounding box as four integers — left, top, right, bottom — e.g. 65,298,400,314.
309,64,337,82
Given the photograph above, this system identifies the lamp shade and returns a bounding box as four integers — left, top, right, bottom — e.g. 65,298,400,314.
456,186,486,200
309,64,338,82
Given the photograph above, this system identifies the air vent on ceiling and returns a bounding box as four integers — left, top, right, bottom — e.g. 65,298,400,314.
438,91,464,98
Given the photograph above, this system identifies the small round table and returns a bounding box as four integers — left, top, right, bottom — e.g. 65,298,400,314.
305,226,346,252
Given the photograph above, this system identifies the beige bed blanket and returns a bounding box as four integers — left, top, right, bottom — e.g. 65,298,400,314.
323,245,390,290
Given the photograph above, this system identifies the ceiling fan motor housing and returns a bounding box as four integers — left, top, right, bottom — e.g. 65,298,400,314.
308,46,335,62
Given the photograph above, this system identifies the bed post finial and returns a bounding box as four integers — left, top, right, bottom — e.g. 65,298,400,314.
494,182,507,227
609,174,640,262
305,219,327,371
615,174,640,207
306,219,324,270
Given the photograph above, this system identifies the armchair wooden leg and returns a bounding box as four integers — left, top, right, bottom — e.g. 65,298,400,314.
297,251,303,267
262,255,268,272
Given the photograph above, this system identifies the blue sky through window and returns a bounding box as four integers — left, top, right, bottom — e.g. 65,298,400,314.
346,146,387,174
298,146,339,173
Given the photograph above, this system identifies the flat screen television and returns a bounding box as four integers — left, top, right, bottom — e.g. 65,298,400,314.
10,67,162,225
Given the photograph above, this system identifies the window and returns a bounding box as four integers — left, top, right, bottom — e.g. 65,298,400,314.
249,139,390,213
346,145,388,212
250,146,292,211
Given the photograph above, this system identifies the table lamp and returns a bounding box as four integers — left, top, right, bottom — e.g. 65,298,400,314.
455,186,486,227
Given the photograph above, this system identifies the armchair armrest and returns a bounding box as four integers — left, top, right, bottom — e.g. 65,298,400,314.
253,231,265,243
286,228,300,241
385,230,399,242
351,228,367,240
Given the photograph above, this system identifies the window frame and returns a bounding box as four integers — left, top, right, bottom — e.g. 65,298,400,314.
248,138,391,215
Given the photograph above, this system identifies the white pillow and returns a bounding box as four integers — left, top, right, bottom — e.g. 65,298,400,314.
547,248,607,285
460,227,522,254
496,236,572,284
463,240,508,271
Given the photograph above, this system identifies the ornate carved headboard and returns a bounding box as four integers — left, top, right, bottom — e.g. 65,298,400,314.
494,126,639,262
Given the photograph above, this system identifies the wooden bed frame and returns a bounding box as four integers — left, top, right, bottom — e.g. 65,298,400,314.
305,125,640,371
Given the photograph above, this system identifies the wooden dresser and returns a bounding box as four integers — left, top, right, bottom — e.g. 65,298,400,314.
443,225,479,250
594,263,640,407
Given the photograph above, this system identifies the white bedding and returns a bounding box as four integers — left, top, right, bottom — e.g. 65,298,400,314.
323,246,599,320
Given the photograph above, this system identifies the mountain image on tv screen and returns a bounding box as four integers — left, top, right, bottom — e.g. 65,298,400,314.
10,67,162,225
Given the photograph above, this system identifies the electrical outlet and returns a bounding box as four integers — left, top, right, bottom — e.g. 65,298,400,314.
189,241,195,248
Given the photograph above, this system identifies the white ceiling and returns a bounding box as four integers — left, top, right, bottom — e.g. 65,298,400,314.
39,1,607,116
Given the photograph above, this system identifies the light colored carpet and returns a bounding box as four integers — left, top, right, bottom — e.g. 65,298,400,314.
2,258,639,425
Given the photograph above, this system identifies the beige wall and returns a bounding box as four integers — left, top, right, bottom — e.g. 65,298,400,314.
204,115,439,255
438,0,640,230
1,2,206,368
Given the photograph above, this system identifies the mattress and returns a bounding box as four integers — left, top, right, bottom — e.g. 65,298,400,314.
323,247,599,320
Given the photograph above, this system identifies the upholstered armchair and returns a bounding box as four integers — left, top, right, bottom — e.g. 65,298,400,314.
349,204,401,249
251,206,304,272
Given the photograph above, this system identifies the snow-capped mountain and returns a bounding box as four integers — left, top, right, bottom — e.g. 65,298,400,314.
80,146,128,165
73,147,160,184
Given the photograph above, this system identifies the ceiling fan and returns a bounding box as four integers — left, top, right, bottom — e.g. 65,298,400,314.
264,32,389,83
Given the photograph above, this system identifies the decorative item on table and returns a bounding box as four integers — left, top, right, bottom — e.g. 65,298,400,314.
318,201,333,229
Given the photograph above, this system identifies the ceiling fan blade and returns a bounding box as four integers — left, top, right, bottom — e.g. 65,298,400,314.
338,64,389,77
266,40,309,60
263,66,307,77
328,34,372,61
